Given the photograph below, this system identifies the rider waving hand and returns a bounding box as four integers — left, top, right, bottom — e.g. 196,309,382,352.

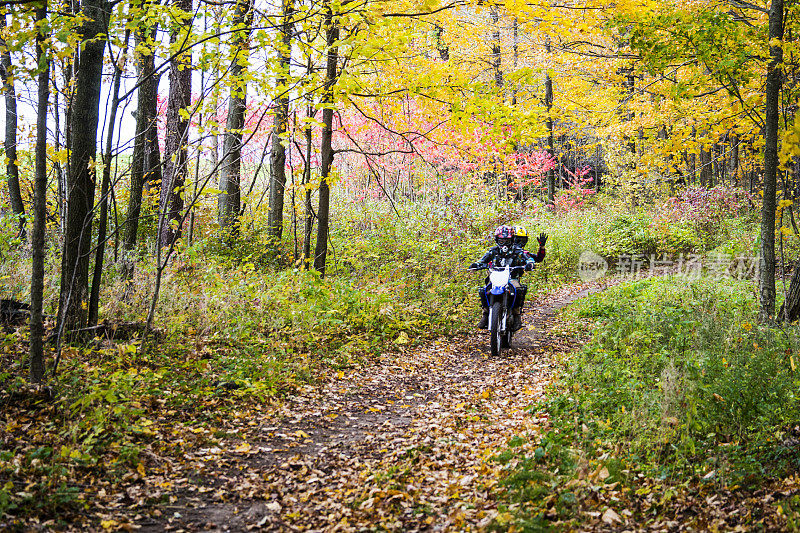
513,226,547,264
469,225,535,330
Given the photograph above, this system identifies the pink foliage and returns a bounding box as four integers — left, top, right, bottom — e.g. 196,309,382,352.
156,94,279,168
506,152,557,189
153,92,560,203
554,165,596,211
332,100,558,202
658,185,755,228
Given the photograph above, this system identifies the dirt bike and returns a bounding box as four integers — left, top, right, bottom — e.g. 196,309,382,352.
470,262,519,357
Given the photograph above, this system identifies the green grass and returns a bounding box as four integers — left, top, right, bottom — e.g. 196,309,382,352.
567,276,800,477
494,275,800,529
0,189,769,525
0,194,496,524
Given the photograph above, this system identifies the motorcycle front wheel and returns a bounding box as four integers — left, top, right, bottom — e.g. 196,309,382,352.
490,302,502,357
501,328,512,349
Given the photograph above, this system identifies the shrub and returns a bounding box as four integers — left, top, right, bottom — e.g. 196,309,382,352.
657,186,756,234
0,211,23,262
549,276,799,482
494,276,800,529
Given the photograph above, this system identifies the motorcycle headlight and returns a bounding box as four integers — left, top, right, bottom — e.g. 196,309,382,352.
489,270,509,287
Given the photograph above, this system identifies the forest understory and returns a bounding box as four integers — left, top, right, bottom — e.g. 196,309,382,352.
4,278,798,532
129,283,599,533
5,0,800,529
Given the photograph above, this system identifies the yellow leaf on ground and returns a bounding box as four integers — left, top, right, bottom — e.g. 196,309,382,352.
235,442,252,453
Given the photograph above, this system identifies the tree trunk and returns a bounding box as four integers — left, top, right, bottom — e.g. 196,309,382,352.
63,40,75,229
313,5,339,275
303,54,315,267
122,4,160,279
209,7,220,184
57,47,75,236
730,133,740,185
267,0,294,242
760,0,784,321
689,126,697,184
208,4,221,183
210,107,219,178
779,262,800,321
699,140,712,187
58,0,108,332
53,81,66,236
511,16,518,106
159,0,192,248
30,0,49,383
433,23,448,61
303,114,313,265
489,6,502,89
545,38,555,205
218,0,253,234
89,30,128,326
794,157,800,205
0,11,24,235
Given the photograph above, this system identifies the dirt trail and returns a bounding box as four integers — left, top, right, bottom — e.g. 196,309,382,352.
135,282,608,532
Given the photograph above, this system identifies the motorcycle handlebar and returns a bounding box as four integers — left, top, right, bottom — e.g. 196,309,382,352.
468,264,519,272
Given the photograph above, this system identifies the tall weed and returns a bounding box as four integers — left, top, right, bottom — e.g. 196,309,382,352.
543,276,799,484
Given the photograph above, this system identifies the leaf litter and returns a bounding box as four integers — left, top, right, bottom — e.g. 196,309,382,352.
7,278,798,531
123,282,597,532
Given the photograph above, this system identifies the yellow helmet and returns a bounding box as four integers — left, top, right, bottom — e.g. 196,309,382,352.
513,226,529,247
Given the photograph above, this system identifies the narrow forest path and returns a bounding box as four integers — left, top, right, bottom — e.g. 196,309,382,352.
134,281,609,532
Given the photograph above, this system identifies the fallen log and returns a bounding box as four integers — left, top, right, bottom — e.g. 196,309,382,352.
64,320,152,342
1,298,30,327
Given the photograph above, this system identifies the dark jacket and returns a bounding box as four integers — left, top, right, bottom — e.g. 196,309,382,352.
474,245,535,278
522,246,546,264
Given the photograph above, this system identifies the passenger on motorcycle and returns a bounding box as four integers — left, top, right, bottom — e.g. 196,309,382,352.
513,226,547,264
468,225,535,331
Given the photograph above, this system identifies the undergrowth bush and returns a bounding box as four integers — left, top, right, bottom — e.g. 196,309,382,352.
495,275,800,528
0,186,769,524
0,212,23,262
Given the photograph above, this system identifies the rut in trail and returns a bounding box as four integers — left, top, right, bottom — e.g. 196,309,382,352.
137,282,607,532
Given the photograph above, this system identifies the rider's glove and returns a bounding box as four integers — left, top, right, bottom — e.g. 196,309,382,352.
525,262,534,271
538,233,548,247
